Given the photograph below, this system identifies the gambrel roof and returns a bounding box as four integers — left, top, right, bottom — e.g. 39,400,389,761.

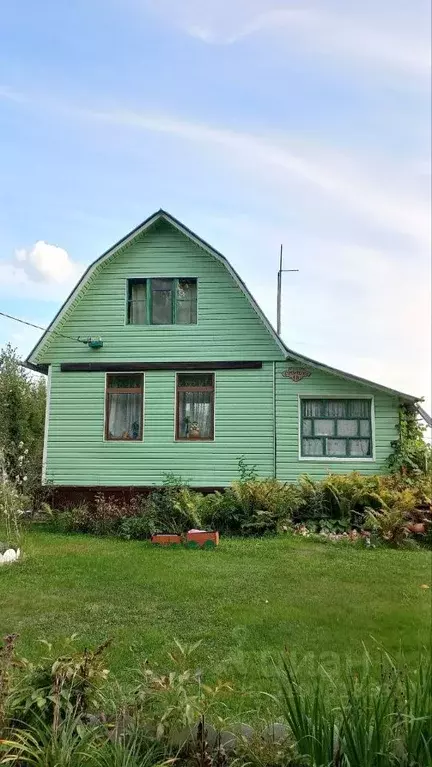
26,209,420,404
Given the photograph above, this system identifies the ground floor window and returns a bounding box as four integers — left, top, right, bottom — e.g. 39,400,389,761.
105,374,143,440
300,398,372,458
176,373,214,440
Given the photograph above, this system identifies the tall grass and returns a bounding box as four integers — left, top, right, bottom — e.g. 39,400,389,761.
279,649,432,766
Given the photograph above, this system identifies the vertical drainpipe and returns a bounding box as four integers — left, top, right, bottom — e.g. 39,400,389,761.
273,361,277,479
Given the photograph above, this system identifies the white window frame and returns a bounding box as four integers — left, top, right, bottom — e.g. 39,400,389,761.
297,394,375,462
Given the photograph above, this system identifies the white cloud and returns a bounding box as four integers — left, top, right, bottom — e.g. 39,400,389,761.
14,241,81,285
0,242,84,301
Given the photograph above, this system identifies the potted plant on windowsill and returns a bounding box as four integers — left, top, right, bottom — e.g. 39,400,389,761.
188,422,200,440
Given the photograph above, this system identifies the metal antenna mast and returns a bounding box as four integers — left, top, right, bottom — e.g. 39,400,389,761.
276,244,299,336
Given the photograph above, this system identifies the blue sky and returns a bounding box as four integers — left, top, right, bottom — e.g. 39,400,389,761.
0,0,430,407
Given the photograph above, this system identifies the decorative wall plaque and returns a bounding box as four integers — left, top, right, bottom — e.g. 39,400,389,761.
282,369,311,382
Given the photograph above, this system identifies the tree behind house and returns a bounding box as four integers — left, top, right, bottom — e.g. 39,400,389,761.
0,344,46,507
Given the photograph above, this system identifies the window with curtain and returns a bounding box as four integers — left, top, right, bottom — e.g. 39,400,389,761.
105,374,143,441
176,373,214,440
128,281,147,325
300,399,372,458
127,278,197,325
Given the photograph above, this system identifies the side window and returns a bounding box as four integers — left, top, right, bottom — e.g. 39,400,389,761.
105,374,143,440
300,399,372,458
127,278,197,325
176,373,214,440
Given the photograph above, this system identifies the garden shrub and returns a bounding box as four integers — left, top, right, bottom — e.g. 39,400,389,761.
365,506,410,547
143,478,205,535
6,636,110,730
295,475,330,522
50,508,75,534
200,488,244,535
90,494,141,536
118,514,154,540
47,464,431,546
50,496,141,536
388,402,431,475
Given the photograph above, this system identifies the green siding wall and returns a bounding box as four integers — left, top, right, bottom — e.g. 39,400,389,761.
46,361,400,486
40,219,400,487
37,220,284,365
275,363,399,480
46,364,275,486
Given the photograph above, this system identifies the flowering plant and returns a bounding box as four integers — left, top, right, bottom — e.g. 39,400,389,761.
0,480,22,549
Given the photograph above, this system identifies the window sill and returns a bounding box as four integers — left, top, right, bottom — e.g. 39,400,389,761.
299,456,375,462
104,439,144,443
125,324,198,328
175,439,215,443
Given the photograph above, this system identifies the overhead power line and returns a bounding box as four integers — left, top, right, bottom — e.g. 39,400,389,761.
0,310,88,345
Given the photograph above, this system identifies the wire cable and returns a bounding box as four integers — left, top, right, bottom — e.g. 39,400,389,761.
0,310,88,345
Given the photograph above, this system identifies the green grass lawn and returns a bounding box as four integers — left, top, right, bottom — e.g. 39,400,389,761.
1,530,430,710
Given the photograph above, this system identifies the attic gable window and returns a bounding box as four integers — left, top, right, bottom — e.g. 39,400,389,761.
300,398,373,458
127,278,197,325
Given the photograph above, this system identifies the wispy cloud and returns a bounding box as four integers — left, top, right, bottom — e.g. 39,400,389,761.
0,84,28,103
145,0,431,78
3,84,427,250
81,106,430,250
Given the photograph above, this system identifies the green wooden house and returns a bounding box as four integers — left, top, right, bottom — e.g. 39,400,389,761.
26,210,421,498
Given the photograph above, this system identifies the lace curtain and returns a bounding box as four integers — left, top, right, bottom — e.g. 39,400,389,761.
129,282,147,325
108,392,142,439
178,391,212,439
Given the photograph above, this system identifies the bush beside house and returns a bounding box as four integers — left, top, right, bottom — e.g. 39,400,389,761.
44,466,432,548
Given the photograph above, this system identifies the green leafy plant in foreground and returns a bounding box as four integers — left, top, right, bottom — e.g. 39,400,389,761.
133,639,232,741
1,631,431,766
278,649,432,766
7,636,111,730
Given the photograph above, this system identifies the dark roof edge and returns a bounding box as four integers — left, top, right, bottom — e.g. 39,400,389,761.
22,360,48,375
282,346,420,403
416,405,432,427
